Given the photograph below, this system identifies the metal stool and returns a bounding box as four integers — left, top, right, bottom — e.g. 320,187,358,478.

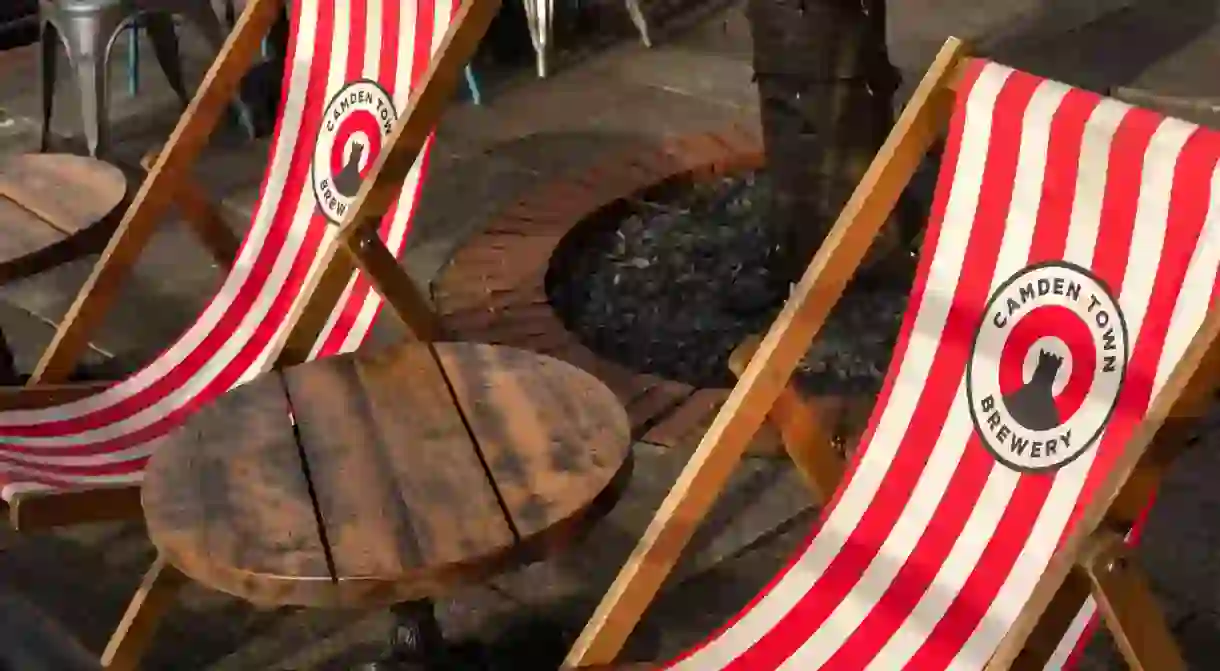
38,0,253,158
524,0,650,78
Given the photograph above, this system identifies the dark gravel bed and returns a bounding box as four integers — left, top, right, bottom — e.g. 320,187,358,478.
546,171,911,391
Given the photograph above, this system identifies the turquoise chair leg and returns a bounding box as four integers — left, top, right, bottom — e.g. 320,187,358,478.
127,23,139,96
464,65,481,106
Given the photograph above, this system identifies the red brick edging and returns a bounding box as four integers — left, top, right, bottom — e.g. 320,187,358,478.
434,126,764,448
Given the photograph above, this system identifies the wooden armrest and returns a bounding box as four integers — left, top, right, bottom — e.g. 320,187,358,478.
8,483,143,530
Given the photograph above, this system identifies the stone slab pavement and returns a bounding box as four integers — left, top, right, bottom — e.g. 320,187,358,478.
0,1,1219,668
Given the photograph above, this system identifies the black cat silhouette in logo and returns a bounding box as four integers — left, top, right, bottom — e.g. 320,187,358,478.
312,79,397,224
332,141,366,198
1002,349,1063,432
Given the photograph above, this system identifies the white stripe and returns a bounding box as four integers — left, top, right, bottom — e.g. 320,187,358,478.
338,0,454,354
870,91,1128,668
365,0,383,79
0,0,337,464
1044,151,1220,669
0,0,324,431
950,115,1199,668
843,79,1070,670
1045,601,1095,669
670,62,1013,671
1061,101,1132,266
310,0,382,359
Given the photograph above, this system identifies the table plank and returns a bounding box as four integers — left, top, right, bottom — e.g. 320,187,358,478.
0,199,67,263
283,346,516,605
0,154,126,282
435,344,631,538
142,374,335,606
144,342,632,609
0,154,126,235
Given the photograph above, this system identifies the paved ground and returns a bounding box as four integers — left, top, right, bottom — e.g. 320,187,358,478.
0,1,1219,669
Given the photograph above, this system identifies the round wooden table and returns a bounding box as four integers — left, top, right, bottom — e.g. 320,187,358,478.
143,341,633,666
0,154,127,284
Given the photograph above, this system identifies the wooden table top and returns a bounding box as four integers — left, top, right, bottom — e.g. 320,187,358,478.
143,342,633,609
0,153,126,283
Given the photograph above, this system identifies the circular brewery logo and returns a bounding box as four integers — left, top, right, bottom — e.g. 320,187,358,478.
966,261,1129,473
312,79,397,224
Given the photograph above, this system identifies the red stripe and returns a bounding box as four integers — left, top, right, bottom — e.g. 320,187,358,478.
825,83,1099,668
905,99,1165,669
720,63,1033,670
323,0,413,355
0,0,339,446
1060,128,1220,668
1070,124,1220,531
308,0,373,352
315,0,440,355
661,56,991,671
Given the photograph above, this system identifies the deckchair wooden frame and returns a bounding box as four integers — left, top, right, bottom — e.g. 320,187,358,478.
565,37,1208,671
88,0,501,667
0,0,495,535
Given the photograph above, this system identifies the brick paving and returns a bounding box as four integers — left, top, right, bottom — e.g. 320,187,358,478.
0,1,1219,668
434,126,765,446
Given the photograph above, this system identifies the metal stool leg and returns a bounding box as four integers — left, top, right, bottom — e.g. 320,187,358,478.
521,0,546,78
625,0,652,47
464,65,482,106
126,21,139,96
38,21,60,152
49,4,128,158
71,48,109,158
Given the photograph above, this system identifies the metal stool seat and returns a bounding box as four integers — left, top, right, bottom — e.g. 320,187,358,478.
38,0,254,157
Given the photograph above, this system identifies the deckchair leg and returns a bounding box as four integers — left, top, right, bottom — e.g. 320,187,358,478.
140,147,240,269
727,335,847,502
171,183,241,269
564,37,968,668
1077,531,1185,671
101,555,188,670
1008,568,1093,669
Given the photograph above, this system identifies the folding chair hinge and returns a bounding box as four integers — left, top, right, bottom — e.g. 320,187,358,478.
1077,528,1128,573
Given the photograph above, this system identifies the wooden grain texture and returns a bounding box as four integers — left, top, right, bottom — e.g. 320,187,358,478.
0,154,127,283
144,342,632,610
435,343,631,539
283,345,516,605
142,373,335,607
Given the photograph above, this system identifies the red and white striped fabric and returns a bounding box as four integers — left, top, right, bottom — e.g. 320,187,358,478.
0,0,457,501
665,58,1220,669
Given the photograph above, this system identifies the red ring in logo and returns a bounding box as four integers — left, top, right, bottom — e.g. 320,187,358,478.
329,109,383,180
997,304,1095,425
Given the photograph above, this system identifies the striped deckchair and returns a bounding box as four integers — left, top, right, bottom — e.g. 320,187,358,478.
565,38,1218,670
0,0,498,666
